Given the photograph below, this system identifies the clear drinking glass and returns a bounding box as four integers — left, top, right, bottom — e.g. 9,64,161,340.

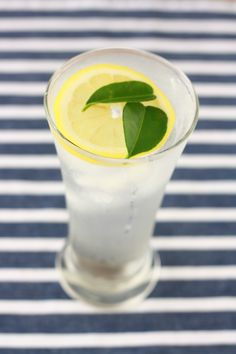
44,48,198,308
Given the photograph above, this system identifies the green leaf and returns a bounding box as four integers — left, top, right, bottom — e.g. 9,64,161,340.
82,81,156,111
123,103,168,158
123,102,146,157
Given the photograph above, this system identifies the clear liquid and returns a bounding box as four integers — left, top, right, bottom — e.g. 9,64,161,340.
56,137,183,277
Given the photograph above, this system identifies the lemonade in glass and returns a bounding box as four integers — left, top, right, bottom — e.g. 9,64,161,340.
44,48,198,308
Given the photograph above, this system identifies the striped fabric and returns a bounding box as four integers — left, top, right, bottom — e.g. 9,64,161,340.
0,0,236,352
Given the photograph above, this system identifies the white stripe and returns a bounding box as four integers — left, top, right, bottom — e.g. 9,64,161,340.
161,266,236,280
0,155,235,168
1,331,236,348
195,84,236,97
0,82,47,95
0,238,63,252
156,208,236,222
0,209,68,222
0,106,44,119
152,236,236,250
178,155,236,168
0,268,58,282
1,60,236,75
200,107,236,120
178,62,236,75
0,236,236,252
0,155,59,168
1,130,235,144
0,82,235,98
1,18,236,34
1,266,236,282
0,38,235,53
0,59,236,75
2,330,236,348
0,208,234,222
0,105,234,121
0,0,234,12
0,60,62,73
0,181,236,195
0,181,64,194
166,181,236,194
190,131,236,144
0,130,52,143
1,297,236,314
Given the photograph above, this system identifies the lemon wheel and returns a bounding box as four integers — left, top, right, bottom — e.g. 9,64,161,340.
54,63,175,159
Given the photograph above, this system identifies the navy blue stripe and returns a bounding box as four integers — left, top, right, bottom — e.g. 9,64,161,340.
0,10,236,19
0,348,236,354
0,223,67,237
199,97,236,106
1,51,236,61
154,280,236,298
163,195,236,208
0,282,68,300
1,144,235,155
0,222,235,237
1,73,236,84
155,222,236,236
0,250,235,268
0,119,48,130
0,73,51,81
0,195,234,209
0,196,65,208
197,120,236,130
184,145,236,154
1,31,236,40
0,144,56,155
0,252,55,268
1,96,236,105
160,251,236,266
0,168,235,181
1,312,236,333
189,75,236,83
172,169,236,180
0,280,235,300
0,96,43,105
0,169,62,181
0,119,235,130
157,52,236,61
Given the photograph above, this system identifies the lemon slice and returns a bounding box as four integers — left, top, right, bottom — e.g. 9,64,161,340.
54,63,175,159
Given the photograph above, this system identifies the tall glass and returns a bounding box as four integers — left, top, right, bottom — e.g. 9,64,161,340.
44,48,198,308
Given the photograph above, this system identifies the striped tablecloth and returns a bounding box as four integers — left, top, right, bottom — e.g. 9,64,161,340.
0,0,236,352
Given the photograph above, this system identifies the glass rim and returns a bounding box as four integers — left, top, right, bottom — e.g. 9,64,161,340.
44,47,199,165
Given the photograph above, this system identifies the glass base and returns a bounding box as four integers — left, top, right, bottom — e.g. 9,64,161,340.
56,243,161,310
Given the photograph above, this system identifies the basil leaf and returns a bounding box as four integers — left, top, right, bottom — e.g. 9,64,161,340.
123,103,168,158
83,81,156,111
